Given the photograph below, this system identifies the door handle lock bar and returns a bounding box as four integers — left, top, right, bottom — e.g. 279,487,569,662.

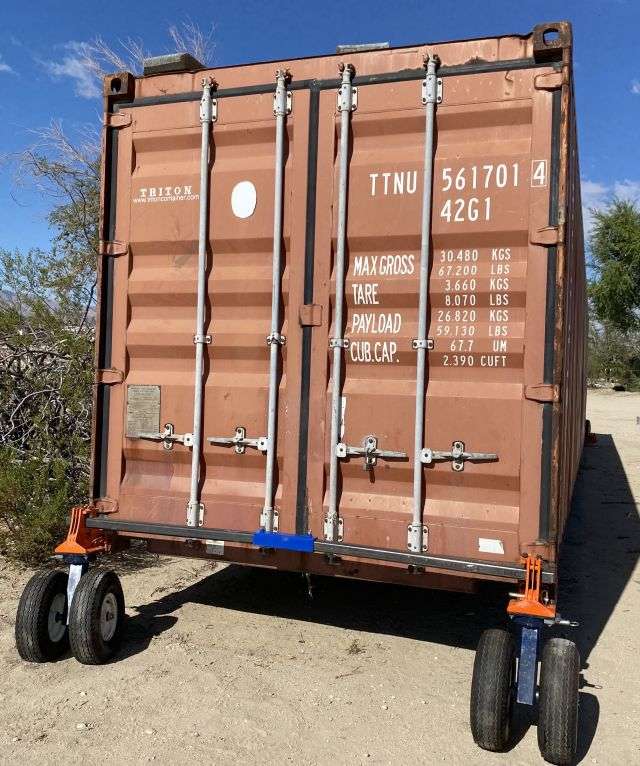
208,426,268,455
260,68,291,533
135,422,193,451
420,440,498,471
336,435,407,471
325,62,356,543
186,77,217,528
409,54,441,553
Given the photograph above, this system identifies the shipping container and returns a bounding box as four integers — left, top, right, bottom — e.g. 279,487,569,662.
16,20,585,765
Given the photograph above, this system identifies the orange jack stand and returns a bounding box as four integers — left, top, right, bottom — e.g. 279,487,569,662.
507,554,556,620
55,506,111,556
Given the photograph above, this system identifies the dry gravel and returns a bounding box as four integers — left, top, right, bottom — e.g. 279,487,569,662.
1,390,638,764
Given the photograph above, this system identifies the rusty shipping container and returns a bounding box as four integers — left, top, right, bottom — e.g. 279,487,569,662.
16,20,586,765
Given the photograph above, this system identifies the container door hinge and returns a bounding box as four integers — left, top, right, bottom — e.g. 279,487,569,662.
336,435,407,470
186,500,204,527
324,515,343,542
96,368,124,385
524,384,559,403
299,303,323,327
133,422,194,450
534,70,565,91
407,523,428,552
99,240,128,257
531,225,560,246
94,497,118,514
208,426,268,454
421,441,498,471
104,112,132,129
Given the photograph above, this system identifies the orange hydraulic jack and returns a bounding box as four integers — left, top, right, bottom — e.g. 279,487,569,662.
507,554,557,706
55,506,111,557
507,554,556,620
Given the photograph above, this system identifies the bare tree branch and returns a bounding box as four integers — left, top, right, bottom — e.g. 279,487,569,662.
168,18,216,64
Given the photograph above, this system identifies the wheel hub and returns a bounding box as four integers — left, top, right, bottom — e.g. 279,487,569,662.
47,593,67,643
100,592,118,642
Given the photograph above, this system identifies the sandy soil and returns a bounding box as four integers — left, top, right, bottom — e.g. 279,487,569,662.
0,390,638,765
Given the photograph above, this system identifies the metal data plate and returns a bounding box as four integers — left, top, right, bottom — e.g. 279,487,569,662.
126,385,161,438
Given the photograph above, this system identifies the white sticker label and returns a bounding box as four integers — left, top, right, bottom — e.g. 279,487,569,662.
340,396,347,438
478,538,505,555
205,540,225,556
231,181,257,218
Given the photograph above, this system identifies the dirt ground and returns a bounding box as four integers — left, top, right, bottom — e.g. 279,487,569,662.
1,389,638,765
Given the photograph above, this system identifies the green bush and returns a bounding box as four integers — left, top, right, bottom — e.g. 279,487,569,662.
587,198,640,390
0,449,79,564
0,131,97,565
587,322,640,390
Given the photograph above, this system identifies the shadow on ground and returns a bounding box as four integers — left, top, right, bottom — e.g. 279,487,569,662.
121,431,637,763
105,540,164,575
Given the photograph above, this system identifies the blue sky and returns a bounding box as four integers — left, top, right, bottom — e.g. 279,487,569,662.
0,0,638,252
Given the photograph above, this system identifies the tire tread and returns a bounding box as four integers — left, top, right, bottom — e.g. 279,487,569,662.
470,628,515,752
538,637,580,765
15,570,69,662
69,569,124,665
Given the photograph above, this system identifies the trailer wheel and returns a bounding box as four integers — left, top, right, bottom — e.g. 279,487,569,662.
69,569,124,665
470,628,515,752
537,638,580,765
15,570,70,662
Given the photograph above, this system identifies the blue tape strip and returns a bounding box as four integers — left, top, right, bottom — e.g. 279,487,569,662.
252,530,315,553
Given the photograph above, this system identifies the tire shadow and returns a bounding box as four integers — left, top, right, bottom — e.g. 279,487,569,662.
576,692,600,763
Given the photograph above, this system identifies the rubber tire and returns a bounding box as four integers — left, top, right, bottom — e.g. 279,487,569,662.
538,638,580,765
15,570,69,662
69,569,125,665
470,628,515,752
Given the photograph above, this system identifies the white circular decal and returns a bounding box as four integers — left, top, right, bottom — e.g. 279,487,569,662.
231,181,257,219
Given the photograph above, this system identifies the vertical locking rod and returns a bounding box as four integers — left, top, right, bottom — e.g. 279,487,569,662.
326,63,355,542
187,78,215,528
261,70,290,531
408,56,440,552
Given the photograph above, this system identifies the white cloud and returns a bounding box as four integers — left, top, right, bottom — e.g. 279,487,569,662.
41,42,100,99
582,178,640,237
0,54,14,74
631,79,640,95
581,180,608,235
613,179,640,199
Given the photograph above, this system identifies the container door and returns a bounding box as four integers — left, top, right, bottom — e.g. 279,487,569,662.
110,88,310,533
305,67,556,564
